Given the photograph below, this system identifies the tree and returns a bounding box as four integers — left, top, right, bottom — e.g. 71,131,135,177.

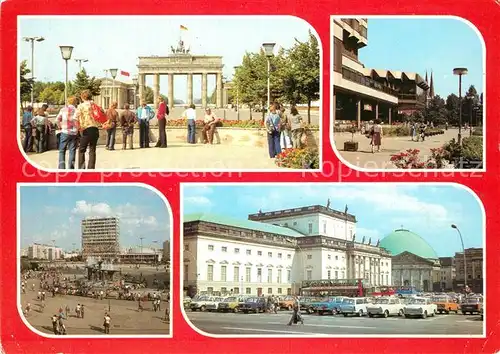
445,93,460,125
144,86,154,104
424,95,448,125
20,60,34,106
72,68,101,98
281,31,320,123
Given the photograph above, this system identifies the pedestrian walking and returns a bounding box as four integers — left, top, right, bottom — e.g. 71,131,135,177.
183,104,197,144
75,90,100,169
155,97,168,148
81,304,85,319
103,313,111,334
120,104,137,150
56,96,79,169
287,297,304,326
265,103,282,158
22,106,33,153
51,314,58,334
104,102,119,150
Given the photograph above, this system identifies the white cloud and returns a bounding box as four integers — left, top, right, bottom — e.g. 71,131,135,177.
72,200,113,217
186,186,214,196
185,196,212,207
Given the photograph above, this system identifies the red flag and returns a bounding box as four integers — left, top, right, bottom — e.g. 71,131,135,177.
120,70,130,77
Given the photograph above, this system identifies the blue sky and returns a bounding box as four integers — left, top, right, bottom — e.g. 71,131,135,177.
359,18,484,98
18,16,313,102
20,185,171,251
183,184,483,258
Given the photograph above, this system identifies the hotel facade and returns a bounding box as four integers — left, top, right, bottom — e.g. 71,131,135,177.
183,205,392,297
333,18,430,128
81,217,120,261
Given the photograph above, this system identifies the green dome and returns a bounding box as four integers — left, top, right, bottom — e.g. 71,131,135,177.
379,229,438,259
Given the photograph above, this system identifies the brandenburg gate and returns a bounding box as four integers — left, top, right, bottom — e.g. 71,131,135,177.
137,42,224,108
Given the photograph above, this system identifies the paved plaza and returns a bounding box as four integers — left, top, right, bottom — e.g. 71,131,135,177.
185,310,483,336
27,143,278,170
333,128,464,169
21,278,170,336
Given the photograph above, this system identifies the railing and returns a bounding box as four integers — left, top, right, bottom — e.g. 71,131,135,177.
341,67,398,97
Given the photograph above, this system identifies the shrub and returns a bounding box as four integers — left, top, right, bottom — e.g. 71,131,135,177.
275,148,319,169
442,136,483,161
384,126,410,137
472,129,483,136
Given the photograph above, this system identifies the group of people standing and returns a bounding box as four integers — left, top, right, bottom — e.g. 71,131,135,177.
265,103,306,158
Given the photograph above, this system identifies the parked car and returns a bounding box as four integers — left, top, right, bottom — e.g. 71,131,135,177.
239,297,267,314
367,297,405,318
279,296,296,310
183,296,192,309
299,296,323,314
461,296,483,315
404,297,437,319
189,296,217,312
205,296,225,312
313,297,346,316
218,296,241,313
432,295,459,314
340,297,371,317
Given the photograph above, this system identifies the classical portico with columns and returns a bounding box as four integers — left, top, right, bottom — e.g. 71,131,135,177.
136,48,224,109
391,251,441,292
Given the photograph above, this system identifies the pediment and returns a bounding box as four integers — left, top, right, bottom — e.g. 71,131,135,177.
206,259,216,264
267,264,274,268
393,251,434,266
232,261,241,265
245,262,253,266
219,260,229,264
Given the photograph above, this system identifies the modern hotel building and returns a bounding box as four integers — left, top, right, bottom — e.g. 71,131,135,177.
333,18,430,127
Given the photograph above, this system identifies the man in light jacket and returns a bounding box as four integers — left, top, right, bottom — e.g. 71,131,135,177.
137,102,155,148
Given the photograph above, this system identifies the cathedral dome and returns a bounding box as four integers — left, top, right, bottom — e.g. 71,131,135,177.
379,229,438,260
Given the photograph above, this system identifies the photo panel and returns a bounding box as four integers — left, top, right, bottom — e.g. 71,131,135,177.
18,15,322,172
18,183,172,337
181,183,484,337
331,16,485,171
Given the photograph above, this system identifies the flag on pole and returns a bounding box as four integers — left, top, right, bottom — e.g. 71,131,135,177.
120,70,130,77
180,25,188,31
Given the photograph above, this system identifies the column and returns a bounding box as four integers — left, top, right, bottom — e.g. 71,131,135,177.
138,74,145,104
357,256,361,279
117,85,123,109
216,72,223,108
410,269,413,288
201,73,208,108
400,269,403,286
168,73,174,109
187,73,193,106
153,73,160,109
357,100,362,130
388,107,392,125
375,103,379,120
419,269,423,291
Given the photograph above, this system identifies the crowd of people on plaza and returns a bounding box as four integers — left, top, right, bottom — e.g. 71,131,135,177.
21,267,170,335
21,93,311,168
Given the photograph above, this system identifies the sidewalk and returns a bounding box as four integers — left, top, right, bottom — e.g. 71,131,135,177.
27,143,279,170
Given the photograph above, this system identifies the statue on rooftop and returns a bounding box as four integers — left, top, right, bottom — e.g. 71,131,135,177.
326,198,331,209
361,236,365,244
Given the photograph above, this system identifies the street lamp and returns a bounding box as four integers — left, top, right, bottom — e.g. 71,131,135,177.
23,36,45,107
109,68,118,106
132,76,138,109
233,66,241,121
152,240,159,266
453,67,468,146
139,236,144,265
262,42,276,115
59,45,74,106
451,224,467,290
74,58,88,71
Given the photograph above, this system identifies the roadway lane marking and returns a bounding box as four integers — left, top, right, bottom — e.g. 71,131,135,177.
266,321,377,329
221,327,329,335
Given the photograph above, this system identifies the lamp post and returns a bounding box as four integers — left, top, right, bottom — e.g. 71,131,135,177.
152,240,158,266
23,36,45,107
59,46,74,106
453,68,468,146
451,224,467,291
233,66,241,121
132,76,138,109
262,42,276,115
74,58,88,71
139,236,144,265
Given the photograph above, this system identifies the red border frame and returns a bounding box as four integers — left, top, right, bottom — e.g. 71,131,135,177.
1,0,500,353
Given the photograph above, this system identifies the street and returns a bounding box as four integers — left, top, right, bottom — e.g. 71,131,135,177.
185,310,483,336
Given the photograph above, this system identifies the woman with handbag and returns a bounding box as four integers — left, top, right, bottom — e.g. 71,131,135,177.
265,104,282,158
370,119,383,153
289,106,304,148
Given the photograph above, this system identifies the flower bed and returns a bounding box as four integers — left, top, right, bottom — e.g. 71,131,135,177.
166,118,319,130
384,126,410,137
424,128,445,137
275,148,319,169
390,148,447,169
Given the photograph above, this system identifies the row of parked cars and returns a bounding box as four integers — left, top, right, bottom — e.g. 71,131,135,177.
184,293,484,320
305,294,483,319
